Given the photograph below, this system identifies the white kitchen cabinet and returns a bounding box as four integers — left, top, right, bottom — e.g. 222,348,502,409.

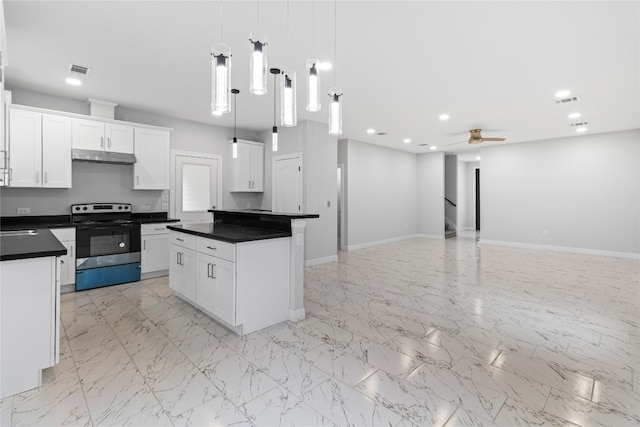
196,251,236,325
133,128,170,190
169,231,289,335
169,232,196,301
8,109,72,188
72,118,134,154
229,140,264,192
141,223,172,276
1,256,59,399
49,228,76,287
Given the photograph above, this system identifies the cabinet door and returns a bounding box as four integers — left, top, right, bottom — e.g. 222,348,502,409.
105,123,134,154
210,257,236,325
169,244,183,294
72,118,105,150
8,109,41,187
141,233,169,274
181,248,197,302
133,128,170,189
229,142,251,192
42,114,72,188
195,252,216,314
250,144,264,191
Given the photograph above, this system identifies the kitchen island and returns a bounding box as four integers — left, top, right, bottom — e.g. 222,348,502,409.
167,209,318,335
0,229,66,398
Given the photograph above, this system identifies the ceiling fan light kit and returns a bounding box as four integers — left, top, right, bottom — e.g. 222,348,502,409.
468,129,506,144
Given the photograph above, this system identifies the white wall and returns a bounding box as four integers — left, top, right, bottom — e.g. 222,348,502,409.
260,120,338,263
481,129,640,256
417,152,445,238
0,88,261,216
342,139,418,248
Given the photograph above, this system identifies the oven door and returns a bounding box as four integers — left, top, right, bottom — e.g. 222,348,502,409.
76,222,141,269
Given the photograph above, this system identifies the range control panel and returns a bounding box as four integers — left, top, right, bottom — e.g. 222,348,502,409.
71,203,132,214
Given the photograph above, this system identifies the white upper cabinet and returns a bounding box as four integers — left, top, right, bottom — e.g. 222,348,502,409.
8,108,71,188
72,118,134,154
133,127,170,190
229,140,264,192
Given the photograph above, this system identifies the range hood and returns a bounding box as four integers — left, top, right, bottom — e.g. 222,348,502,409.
72,149,136,165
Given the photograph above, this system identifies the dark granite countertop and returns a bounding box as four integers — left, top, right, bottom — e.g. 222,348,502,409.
0,213,178,230
167,222,291,243
209,209,319,220
0,228,68,261
132,212,180,224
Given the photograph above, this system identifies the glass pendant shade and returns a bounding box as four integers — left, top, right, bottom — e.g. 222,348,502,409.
272,126,278,152
232,137,238,158
306,59,321,112
328,87,343,136
211,44,232,114
280,70,297,127
249,33,268,95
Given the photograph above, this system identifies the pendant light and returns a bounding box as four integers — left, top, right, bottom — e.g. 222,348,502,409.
328,0,342,135
232,89,239,158
211,1,231,115
306,1,321,112
280,69,297,127
249,1,267,95
280,1,296,127
270,68,281,151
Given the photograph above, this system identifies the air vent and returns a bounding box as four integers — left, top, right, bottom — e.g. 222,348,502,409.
554,96,579,104
68,64,92,76
419,143,429,146
571,121,589,127
376,132,387,136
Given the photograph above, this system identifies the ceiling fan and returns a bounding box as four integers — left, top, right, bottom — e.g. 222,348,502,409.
468,129,506,144
449,129,507,145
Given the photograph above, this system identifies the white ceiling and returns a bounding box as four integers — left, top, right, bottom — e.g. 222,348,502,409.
3,1,639,156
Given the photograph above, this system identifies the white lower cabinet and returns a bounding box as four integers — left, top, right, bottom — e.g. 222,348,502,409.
141,223,173,276
169,231,289,335
49,228,75,287
1,256,59,399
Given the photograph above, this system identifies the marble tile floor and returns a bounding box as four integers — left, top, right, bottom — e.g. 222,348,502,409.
1,235,639,426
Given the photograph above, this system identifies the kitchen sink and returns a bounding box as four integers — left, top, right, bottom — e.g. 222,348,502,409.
0,229,38,236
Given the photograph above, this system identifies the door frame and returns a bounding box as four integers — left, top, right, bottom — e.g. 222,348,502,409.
272,152,303,213
169,149,223,220
474,166,480,231
337,163,346,251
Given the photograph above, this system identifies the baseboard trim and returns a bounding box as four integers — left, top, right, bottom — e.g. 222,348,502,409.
480,239,640,260
288,308,306,322
346,234,422,251
305,255,338,266
416,233,445,240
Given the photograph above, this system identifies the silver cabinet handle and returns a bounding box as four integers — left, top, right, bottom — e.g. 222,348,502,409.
108,137,111,149
154,227,164,231
44,171,48,184
8,168,12,182
70,246,73,257
101,136,104,149
207,263,212,278
136,176,139,185
211,263,216,279
143,240,146,250
176,237,184,242
35,171,40,183
206,246,217,251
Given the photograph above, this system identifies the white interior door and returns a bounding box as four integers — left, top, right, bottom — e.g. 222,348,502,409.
273,153,302,213
173,152,221,223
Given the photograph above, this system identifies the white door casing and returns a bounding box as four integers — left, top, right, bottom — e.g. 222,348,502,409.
272,152,302,213
170,150,222,223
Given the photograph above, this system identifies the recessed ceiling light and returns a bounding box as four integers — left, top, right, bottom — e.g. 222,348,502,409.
555,89,571,98
439,114,450,121
65,77,82,86
476,156,481,160
318,62,332,71
366,128,375,134
568,112,581,119
403,138,411,144
576,127,587,133
430,146,437,150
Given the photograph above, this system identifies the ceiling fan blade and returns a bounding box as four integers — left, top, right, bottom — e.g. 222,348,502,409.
482,137,506,141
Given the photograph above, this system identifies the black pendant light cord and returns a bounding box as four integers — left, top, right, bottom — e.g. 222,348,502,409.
232,88,239,141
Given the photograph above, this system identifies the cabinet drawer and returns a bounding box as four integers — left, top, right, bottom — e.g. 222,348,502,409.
197,237,235,262
50,227,75,242
169,231,196,250
141,223,171,236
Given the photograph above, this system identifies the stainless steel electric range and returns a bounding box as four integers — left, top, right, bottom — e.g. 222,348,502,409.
72,203,141,291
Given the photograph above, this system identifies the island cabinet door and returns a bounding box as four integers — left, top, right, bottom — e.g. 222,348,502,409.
169,244,183,294
195,252,236,325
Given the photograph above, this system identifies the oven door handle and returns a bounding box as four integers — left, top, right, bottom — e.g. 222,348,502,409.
76,223,140,230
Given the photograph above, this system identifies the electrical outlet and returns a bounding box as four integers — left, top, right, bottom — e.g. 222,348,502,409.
141,205,151,211
17,208,30,214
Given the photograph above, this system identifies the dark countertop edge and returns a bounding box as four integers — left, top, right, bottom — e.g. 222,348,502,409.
209,209,320,219
0,229,68,261
138,218,180,224
1,213,178,230
167,224,291,244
